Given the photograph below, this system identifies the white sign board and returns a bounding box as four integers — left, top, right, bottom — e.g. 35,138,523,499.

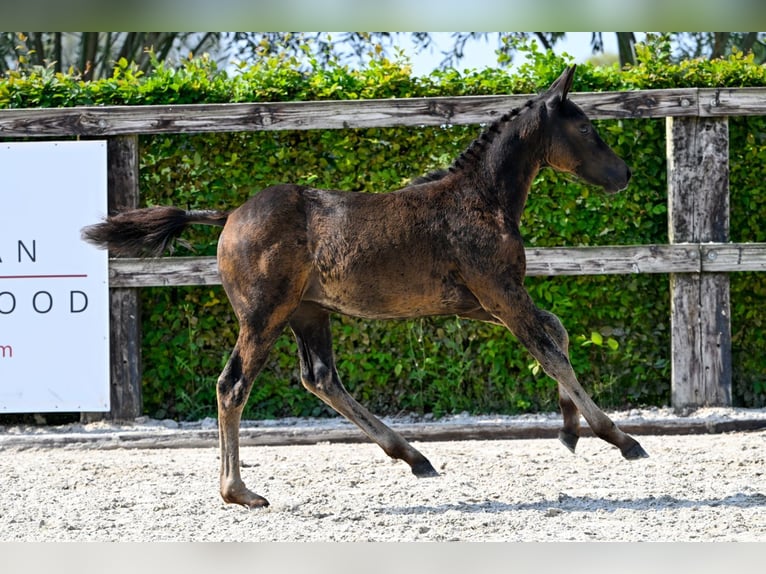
0,141,110,412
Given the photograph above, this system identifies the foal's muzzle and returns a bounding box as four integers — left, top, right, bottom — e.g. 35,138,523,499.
602,164,631,194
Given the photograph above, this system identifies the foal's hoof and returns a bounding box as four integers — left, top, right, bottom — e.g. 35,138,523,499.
242,495,271,509
558,429,579,454
621,441,649,460
411,459,440,478
222,487,270,509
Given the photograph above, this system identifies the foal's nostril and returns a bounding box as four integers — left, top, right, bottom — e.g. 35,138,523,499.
626,166,632,181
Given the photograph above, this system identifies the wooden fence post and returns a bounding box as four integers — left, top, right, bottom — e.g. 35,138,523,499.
108,135,143,420
107,135,143,420
82,135,142,421
667,116,732,409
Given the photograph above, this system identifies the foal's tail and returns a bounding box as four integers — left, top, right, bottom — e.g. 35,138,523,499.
81,206,230,257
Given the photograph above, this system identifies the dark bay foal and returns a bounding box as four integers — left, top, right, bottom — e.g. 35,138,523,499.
83,65,646,509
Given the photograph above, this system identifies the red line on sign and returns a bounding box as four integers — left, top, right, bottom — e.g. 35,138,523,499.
0,274,89,280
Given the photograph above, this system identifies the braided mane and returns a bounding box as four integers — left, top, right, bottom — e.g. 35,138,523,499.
411,97,537,185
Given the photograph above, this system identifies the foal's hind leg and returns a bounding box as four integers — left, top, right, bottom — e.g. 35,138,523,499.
217,318,291,508
216,274,304,507
289,303,438,478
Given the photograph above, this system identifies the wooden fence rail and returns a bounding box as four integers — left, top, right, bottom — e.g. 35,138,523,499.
107,243,766,288
2,86,765,420
2,88,766,139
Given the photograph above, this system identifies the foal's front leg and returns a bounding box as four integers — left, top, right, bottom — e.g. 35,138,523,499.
475,283,648,460
536,309,581,452
557,385,582,453
462,307,581,453
528,307,647,459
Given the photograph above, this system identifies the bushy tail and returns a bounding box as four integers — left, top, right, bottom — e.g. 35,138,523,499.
81,206,229,257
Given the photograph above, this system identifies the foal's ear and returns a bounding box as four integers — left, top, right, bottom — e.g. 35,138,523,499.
545,65,576,108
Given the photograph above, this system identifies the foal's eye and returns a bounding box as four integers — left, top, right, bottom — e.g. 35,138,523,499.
579,125,591,135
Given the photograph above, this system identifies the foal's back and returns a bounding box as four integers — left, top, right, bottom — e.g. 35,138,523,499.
222,181,484,320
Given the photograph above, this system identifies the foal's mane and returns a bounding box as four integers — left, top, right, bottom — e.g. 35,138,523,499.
410,95,539,185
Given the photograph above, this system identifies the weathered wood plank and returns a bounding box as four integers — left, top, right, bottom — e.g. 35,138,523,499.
699,87,766,117
106,243,766,288
109,256,220,287
668,118,730,243
700,273,732,403
523,244,700,276
103,135,143,421
701,243,766,272
0,88,717,137
667,117,732,409
670,273,733,408
574,89,699,119
107,288,143,420
3,417,765,450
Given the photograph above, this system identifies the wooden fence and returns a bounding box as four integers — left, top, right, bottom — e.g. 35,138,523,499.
2,86,765,419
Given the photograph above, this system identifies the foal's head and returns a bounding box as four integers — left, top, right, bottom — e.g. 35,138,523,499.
540,65,631,194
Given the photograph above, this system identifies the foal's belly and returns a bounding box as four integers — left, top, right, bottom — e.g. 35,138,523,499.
302,271,483,320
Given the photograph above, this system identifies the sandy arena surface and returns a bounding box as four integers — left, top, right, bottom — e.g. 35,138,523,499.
1,408,765,542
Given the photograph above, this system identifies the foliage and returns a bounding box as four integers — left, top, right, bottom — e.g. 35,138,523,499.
0,32,220,80
4,33,764,82
2,40,764,419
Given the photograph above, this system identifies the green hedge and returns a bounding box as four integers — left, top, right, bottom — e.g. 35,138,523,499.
3,43,765,419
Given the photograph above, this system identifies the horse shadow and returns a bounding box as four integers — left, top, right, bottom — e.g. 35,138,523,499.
379,492,766,516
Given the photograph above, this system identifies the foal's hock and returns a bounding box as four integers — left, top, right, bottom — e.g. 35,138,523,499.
83,66,645,509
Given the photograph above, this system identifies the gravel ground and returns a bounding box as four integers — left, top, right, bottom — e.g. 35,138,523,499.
1,408,765,542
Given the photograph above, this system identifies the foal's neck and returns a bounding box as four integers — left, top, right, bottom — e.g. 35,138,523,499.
476,134,545,228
